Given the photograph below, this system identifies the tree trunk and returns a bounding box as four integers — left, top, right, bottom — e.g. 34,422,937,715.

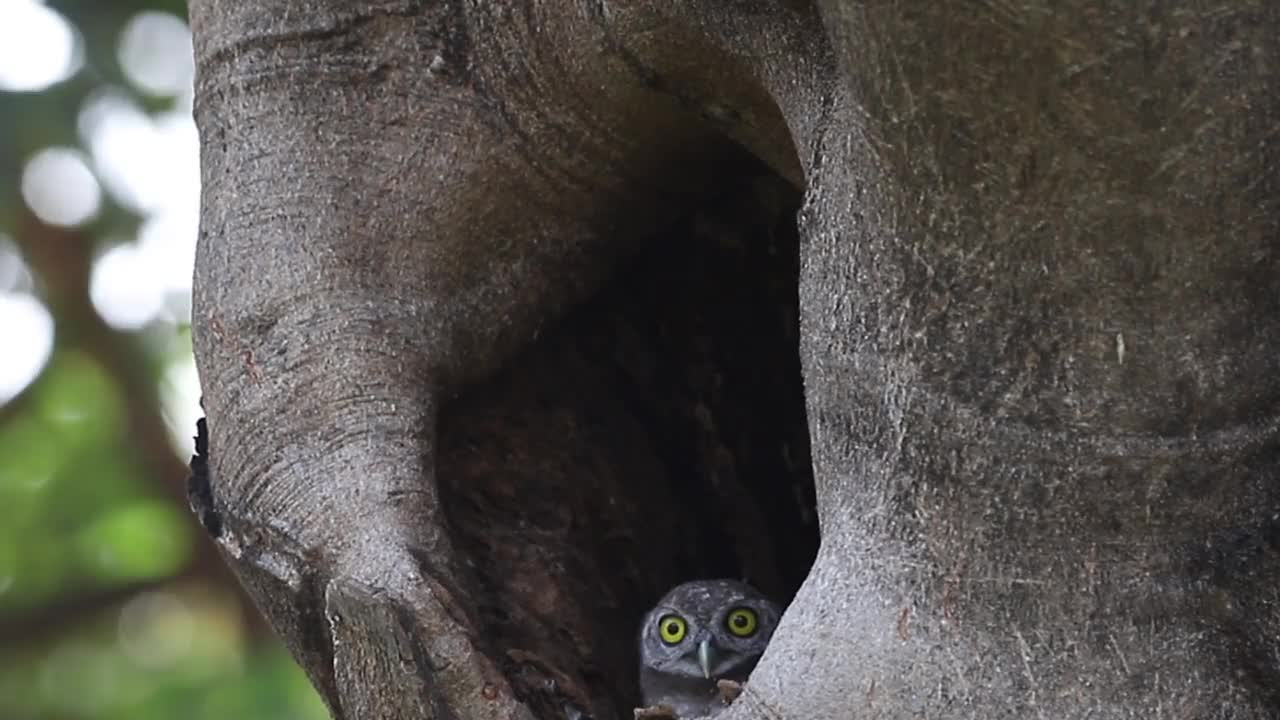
189,0,1280,717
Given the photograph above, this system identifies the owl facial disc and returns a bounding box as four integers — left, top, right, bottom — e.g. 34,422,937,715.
638,579,783,717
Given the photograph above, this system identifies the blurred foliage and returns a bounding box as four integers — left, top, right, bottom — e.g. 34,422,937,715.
0,351,181,615
0,587,327,720
0,1,328,718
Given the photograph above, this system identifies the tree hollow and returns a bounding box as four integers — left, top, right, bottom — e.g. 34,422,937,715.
437,158,818,719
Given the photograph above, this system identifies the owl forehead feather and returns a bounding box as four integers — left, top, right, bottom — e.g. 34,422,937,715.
650,579,773,621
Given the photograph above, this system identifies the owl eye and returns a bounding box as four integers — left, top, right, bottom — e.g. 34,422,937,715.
725,607,759,638
657,614,687,644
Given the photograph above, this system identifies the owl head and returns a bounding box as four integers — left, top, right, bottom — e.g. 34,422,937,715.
638,579,782,682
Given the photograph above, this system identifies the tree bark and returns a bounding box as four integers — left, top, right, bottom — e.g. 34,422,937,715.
189,0,1279,718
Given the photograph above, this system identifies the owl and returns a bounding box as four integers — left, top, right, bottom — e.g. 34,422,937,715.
637,579,782,718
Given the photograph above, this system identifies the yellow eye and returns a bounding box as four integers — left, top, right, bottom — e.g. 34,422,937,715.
725,607,759,637
658,614,687,644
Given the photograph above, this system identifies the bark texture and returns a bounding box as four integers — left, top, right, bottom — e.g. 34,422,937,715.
189,0,1279,717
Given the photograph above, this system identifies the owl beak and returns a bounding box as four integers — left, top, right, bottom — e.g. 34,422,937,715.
697,638,716,679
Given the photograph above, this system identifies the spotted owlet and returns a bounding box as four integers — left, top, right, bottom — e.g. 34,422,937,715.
637,579,781,718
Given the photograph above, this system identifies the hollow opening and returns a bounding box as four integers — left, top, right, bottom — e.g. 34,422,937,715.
438,150,817,719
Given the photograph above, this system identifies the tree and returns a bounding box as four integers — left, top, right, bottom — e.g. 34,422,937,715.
189,1,1280,718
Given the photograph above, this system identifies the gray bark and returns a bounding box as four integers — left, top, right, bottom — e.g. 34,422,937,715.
189,0,1280,718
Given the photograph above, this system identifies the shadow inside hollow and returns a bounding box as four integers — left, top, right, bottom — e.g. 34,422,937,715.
438,160,819,720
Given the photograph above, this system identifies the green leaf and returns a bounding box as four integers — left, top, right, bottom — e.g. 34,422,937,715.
75,500,191,582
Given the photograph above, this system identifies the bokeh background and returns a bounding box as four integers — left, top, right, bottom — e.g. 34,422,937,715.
0,1,328,717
